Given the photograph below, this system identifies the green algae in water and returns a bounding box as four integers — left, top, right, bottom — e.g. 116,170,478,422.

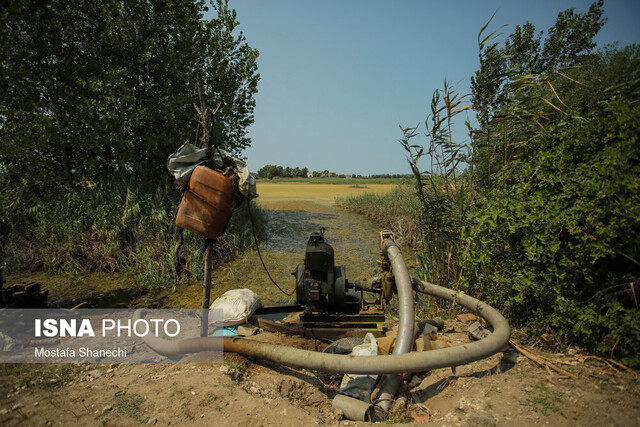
6,197,416,309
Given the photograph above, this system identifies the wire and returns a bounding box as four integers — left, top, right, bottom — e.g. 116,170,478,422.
247,200,295,296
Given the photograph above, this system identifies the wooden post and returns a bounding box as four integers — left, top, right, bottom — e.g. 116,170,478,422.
201,239,214,337
194,73,222,337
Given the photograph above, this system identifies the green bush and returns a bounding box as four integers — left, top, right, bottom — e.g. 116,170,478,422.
468,97,640,367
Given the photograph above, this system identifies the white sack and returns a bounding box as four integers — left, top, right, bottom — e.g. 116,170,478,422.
208,289,262,327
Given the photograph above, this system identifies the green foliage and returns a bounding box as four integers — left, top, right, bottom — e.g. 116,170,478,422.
0,1,263,293
0,182,267,290
113,392,146,421
468,91,640,367
520,385,564,416
470,1,606,187
382,3,640,369
0,0,259,190
466,20,640,366
0,364,83,393
471,1,605,119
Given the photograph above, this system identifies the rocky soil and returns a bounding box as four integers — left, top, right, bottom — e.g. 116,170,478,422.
0,317,638,426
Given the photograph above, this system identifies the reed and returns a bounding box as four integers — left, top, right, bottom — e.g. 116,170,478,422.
0,183,266,290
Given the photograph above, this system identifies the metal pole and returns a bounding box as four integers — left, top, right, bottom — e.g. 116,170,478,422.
201,240,214,337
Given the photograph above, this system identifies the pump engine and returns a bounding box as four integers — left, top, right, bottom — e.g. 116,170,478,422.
293,229,360,314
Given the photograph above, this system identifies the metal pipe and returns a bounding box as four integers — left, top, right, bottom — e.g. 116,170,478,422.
332,394,373,422
135,281,509,374
372,242,414,416
383,243,414,354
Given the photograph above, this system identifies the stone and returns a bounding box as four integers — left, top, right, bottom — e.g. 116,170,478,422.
411,413,431,423
86,369,101,378
392,396,408,411
408,375,423,388
415,334,450,352
237,324,259,337
281,312,301,324
375,335,397,355
457,397,471,411
457,313,478,323
147,417,158,425
466,412,497,427
102,405,112,414
468,322,491,341
457,397,482,412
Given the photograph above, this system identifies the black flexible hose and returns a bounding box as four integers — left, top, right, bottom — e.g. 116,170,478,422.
247,201,295,296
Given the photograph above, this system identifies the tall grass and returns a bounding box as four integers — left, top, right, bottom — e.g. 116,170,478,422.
398,80,473,289
336,185,421,247
0,183,266,290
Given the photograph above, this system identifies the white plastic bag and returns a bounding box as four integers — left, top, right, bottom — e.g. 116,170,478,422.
339,333,379,399
167,142,256,197
208,289,262,327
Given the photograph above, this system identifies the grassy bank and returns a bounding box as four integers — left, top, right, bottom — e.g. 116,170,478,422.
336,185,420,246
1,183,266,291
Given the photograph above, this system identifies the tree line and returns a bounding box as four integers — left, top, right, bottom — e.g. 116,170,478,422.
256,165,309,179
255,164,411,179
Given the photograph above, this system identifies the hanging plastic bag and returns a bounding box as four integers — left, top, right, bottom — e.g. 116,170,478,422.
167,142,208,185
167,142,256,198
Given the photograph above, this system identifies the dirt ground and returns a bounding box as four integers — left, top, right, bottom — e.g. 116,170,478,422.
1,317,638,426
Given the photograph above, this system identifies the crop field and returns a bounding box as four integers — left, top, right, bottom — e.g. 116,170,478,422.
255,181,398,206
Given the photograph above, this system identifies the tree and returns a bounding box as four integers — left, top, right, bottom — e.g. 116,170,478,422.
0,0,259,190
468,45,640,367
469,1,606,188
197,0,260,157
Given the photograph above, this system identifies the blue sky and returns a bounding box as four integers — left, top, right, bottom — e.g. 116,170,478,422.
220,1,640,175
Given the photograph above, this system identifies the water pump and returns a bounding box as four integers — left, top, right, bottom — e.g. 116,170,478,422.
293,229,360,314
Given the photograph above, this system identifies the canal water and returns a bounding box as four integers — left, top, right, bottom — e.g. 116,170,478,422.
165,183,400,307
7,183,407,309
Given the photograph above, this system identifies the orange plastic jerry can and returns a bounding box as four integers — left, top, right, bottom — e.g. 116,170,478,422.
176,165,234,239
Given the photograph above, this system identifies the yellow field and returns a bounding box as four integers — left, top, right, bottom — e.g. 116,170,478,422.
255,182,397,206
